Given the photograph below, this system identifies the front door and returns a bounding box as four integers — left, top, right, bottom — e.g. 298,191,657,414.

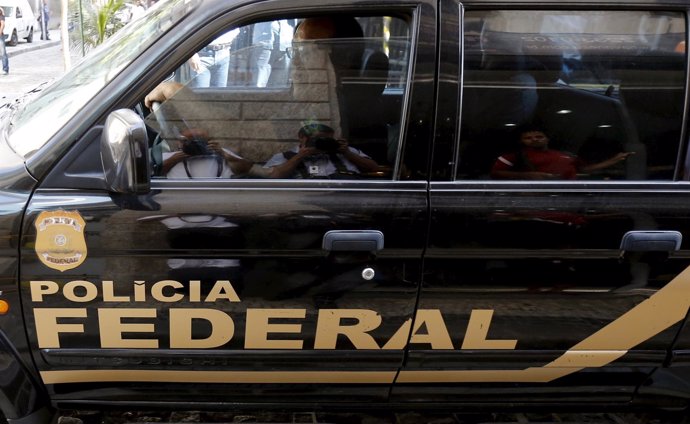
19,3,436,406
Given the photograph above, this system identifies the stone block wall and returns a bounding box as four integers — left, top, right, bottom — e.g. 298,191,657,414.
148,48,342,164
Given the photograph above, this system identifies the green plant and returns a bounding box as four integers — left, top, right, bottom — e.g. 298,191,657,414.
96,0,126,43
69,0,127,55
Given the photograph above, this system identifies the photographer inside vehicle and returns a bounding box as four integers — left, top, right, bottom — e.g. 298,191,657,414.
162,128,254,178
262,122,379,178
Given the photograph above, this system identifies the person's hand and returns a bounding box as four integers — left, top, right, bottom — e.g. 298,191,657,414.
188,54,202,73
161,151,190,175
206,140,254,175
336,139,349,154
207,140,224,156
613,151,635,162
144,81,184,109
297,146,318,158
169,151,189,161
207,141,244,165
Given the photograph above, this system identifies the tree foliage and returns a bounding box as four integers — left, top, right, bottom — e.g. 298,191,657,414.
69,0,127,55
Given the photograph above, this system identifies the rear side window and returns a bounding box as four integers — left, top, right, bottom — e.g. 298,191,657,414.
458,10,686,181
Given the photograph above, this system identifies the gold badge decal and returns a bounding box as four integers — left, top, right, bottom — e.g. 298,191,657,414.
34,211,87,272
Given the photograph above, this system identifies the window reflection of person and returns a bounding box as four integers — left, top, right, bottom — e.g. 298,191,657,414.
188,29,240,88
491,126,634,180
162,128,252,178
266,20,295,87
262,123,378,178
292,16,364,71
289,16,364,133
248,21,278,87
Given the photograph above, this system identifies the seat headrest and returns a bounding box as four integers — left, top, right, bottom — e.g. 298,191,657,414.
360,50,390,96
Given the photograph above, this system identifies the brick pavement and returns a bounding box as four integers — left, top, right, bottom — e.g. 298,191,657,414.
0,29,63,103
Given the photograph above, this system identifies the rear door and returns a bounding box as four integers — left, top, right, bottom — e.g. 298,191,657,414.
394,3,690,405
19,1,436,406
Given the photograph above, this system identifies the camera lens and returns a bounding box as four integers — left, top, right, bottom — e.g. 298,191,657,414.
182,138,210,156
311,136,337,152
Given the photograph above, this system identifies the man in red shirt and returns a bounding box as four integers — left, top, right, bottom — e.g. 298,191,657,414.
491,127,633,180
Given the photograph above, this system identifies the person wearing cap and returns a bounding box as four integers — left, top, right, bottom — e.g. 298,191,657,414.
162,128,253,178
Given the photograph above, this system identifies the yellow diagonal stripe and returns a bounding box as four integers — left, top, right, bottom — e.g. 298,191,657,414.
398,265,690,383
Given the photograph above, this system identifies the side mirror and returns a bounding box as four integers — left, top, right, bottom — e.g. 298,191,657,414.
100,109,150,194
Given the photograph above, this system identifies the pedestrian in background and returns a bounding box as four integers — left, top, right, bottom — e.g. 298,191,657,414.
130,0,146,20
249,20,278,87
0,8,8,75
38,0,50,40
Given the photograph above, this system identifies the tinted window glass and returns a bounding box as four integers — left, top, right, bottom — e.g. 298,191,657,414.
148,15,412,180
458,10,686,181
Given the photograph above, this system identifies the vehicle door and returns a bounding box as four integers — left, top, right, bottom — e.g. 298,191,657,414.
393,3,690,405
19,0,436,406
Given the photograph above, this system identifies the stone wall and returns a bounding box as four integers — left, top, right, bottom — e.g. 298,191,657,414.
148,47,342,164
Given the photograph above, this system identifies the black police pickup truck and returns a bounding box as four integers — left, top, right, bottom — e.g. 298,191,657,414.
2,0,690,421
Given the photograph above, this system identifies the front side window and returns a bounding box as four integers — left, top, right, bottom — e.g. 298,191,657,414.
458,10,686,181
146,14,412,180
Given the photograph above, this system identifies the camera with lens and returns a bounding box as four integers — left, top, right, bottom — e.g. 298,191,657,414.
181,136,211,156
306,136,339,153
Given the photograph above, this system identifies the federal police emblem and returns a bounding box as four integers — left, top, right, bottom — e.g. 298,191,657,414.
34,211,87,272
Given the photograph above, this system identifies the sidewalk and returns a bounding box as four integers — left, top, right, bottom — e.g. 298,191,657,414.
6,28,61,57
1,29,65,103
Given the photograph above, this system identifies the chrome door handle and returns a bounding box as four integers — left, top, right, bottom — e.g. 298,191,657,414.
322,230,384,252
